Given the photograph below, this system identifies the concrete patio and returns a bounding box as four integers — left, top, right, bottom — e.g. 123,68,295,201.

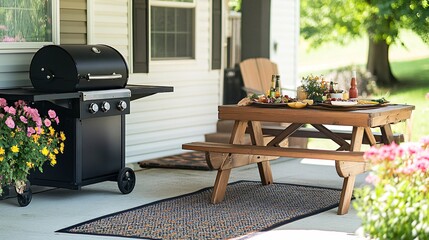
0,157,367,240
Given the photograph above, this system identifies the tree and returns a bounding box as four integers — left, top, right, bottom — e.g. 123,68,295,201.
300,0,429,86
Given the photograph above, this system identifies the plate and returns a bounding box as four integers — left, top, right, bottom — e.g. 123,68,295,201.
330,101,358,106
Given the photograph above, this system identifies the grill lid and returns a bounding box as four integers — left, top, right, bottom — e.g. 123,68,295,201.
30,44,129,92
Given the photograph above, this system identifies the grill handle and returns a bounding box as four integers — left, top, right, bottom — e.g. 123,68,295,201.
85,73,122,80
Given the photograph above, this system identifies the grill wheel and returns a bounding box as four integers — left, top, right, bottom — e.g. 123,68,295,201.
117,167,136,194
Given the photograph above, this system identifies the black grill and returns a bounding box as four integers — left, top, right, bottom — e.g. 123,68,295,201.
0,44,173,206
30,44,129,92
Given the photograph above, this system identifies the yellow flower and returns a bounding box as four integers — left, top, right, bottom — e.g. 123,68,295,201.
0,147,5,155
50,159,57,166
26,162,34,168
60,131,66,141
49,153,56,161
11,145,19,153
35,127,45,134
32,134,40,143
49,127,55,136
11,132,15,137
41,147,49,156
0,156,4,162
54,149,59,154
60,142,65,153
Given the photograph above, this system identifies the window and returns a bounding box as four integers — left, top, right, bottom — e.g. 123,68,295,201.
151,0,195,60
0,0,57,49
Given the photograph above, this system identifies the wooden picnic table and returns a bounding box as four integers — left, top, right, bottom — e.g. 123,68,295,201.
183,103,414,215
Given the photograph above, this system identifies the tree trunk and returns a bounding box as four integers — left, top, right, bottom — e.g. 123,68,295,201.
366,38,397,87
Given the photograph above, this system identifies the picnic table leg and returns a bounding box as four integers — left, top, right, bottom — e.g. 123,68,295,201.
210,120,249,203
211,169,231,203
248,121,274,185
336,126,365,215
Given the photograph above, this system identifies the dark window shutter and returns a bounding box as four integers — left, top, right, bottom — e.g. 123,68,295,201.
211,0,222,69
133,0,149,73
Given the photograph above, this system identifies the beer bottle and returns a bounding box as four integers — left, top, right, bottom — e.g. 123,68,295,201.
269,75,276,98
275,75,281,97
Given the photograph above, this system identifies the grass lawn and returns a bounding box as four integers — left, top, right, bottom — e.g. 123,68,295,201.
299,30,429,144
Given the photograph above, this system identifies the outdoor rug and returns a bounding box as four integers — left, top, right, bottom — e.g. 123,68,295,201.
138,151,210,171
57,181,342,240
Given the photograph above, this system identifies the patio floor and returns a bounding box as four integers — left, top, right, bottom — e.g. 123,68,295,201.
0,157,367,239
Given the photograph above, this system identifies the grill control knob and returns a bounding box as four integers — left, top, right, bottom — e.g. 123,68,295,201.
89,103,99,114
117,100,127,111
101,101,111,112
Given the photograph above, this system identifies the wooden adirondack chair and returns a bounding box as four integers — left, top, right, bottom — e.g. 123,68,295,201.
239,58,307,148
239,58,279,95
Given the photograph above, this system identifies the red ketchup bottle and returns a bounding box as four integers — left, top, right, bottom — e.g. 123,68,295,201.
349,71,358,99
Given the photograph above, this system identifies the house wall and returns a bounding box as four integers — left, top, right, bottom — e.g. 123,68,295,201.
270,0,299,96
88,0,220,163
60,0,87,44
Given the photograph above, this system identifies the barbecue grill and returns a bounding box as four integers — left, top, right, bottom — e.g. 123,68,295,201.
0,44,173,206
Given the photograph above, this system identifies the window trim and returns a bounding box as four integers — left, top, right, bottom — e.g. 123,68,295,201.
151,1,195,8
0,0,59,52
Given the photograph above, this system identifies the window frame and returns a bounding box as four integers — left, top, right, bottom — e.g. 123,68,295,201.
0,0,59,52
150,0,196,61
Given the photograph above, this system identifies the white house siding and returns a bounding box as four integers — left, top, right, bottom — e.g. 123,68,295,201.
89,0,220,163
270,0,299,96
87,0,129,60
60,0,87,44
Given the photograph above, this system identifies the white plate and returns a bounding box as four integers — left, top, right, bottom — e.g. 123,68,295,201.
331,101,358,106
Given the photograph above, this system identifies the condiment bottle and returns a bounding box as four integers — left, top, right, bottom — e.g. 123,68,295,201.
349,71,358,99
269,75,276,98
275,75,281,97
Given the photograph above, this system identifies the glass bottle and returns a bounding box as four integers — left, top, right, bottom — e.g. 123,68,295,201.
275,75,281,97
349,71,358,99
269,75,276,98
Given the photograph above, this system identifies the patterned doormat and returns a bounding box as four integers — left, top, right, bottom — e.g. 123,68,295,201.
139,151,210,171
57,181,342,240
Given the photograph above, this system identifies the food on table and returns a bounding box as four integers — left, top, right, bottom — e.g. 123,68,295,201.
249,93,295,104
287,101,308,108
237,97,253,106
302,99,314,105
357,99,379,104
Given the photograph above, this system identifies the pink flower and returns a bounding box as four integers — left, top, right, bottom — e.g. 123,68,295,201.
36,118,42,127
27,127,35,137
48,110,56,118
54,116,59,124
5,116,15,128
20,116,28,123
0,98,7,107
44,118,51,127
4,106,16,115
365,174,379,185
14,100,26,108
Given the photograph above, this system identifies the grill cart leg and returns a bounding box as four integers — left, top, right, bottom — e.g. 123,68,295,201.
117,167,136,194
17,186,32,207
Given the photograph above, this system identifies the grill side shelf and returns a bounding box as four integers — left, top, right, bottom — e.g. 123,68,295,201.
126,84,173,101
0,88,80,102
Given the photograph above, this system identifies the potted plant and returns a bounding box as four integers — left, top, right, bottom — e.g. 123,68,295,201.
354,137,429,239
0,98,65,206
